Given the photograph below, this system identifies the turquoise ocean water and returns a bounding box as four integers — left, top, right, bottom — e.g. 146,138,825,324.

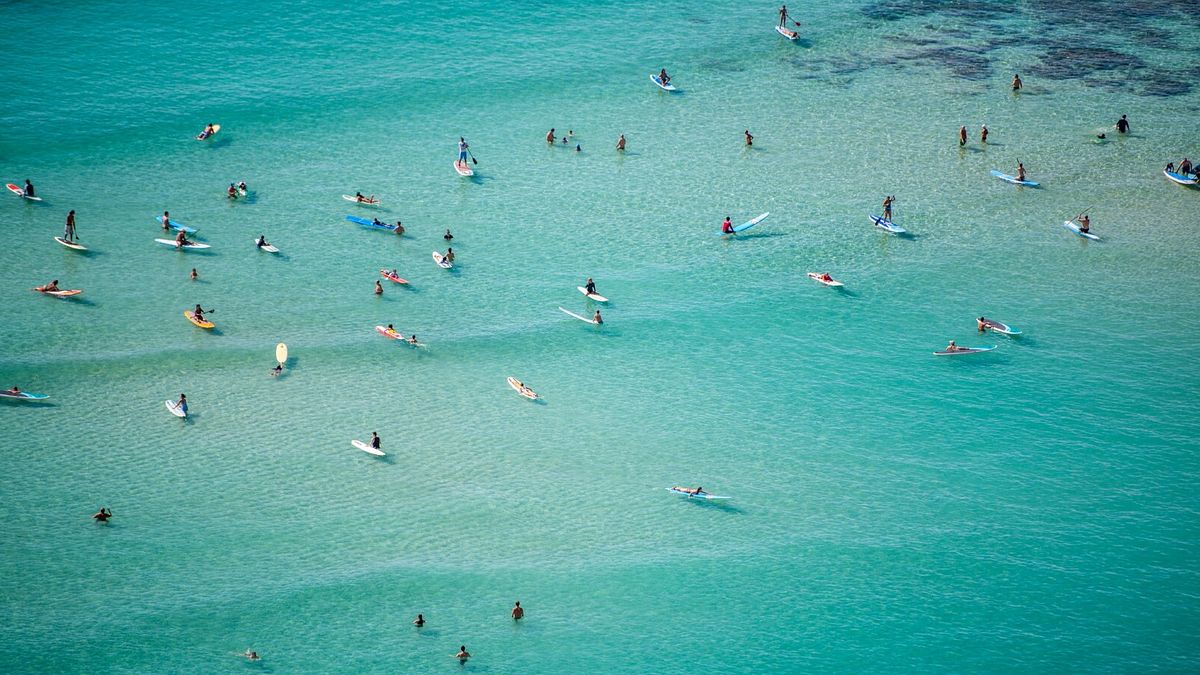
2,0,1199,671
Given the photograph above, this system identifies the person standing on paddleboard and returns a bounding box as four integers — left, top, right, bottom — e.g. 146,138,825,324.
458,137,469,166
23,179,35,198
64,210,76,243
882,196,895,221
778,4,788,26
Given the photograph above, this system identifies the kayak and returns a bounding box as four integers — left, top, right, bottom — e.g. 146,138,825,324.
1162,169,1198,186
54,236,87,250
34,287,82,298
165,400,187,418
558,306,599,324
991,170,1040,187
151,216,197,234
380,269,409,284
933,346,997,356
342,194,381,205
276,342,288,365
432,251,452,268
6,183,41,200
454,160,474,177
351,439,385,457
718,212,770,236
980,319,1021,336
577,286,608,302
507,377,539,400
255,239,280,253
775,25,799,40
1062,221,1099,241
807,272,844,287
650,74,677,91
195,123,220,140
666,487,731,500
0,391,49,400
869,215,906,234
184,311,215,329
346,215,399,232
155,238,210,250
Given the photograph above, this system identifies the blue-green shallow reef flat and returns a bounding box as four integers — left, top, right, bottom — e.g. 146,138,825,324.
1,0,1199,671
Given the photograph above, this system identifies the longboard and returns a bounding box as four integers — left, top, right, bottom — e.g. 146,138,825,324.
54,236,87,250
577,286,608,302
558,306,599,324
165,400,187,417
351,439,385,456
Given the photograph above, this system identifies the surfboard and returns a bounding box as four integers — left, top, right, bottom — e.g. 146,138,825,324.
991,170,1040,187
558,306,599,324
775,25,799,40
454,160,474,177
34,287,82,298
54,236,87,250
980,319,1021,336
165,400,187,417
0,391,49,400
718,212,770,236
380,270,409,284
1062,221,1099,241
184,311,214,329
155,238,210,250
933,346,997,356
255,239,279,253
352,439,385,456
195,123,220,140
342,194,381,205
1163,169,1198,185
433,252,452,268
7,183,41,200
507,377,539,400
650,74,677,91
806,272,844,287
151,216,197,234
577,286,608,302
275,342,288,365
666,487,731,500
345,215,399,232
869,215,906,234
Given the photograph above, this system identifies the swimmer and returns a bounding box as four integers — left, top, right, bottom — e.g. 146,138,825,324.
1011,74,1022,91
958,125,967,146
455,646,471,661
593,310,603,324
981,124,988,143
1116,114,1130,134
271,363,283,376
744,129,753,146
243,650,260,661
616,134,626,151
227,183,238,199
444,229,453,241
408,335,418,345
546,128,555,144
394,221,404,235
575,144,581,152
374,280,383,295
512,601,524,620
413,614,425,627
92,507,112,522
6,386,20,395
444,247,454,263
190,268,198,281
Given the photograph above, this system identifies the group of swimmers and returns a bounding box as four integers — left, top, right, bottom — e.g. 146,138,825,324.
225,181,248,199
545,128,582,152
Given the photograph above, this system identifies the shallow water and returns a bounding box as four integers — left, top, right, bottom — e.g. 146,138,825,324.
2,0,1199,671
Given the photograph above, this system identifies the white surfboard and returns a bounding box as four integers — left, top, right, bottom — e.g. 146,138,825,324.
275,342,288,365
576,286,609,302
165,400,187,418
558,306,599,324
342,194,380,205
351,439,385,456
433,251,452,268
54,236,87,250
154,238,210,250
255,239,280,253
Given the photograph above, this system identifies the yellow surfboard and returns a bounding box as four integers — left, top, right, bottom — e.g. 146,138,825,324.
275,342,288,365
185,310,214,329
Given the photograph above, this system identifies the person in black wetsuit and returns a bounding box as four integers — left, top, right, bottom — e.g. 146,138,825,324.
23,179,35,198
1115,115,1130,134
585,278,597,295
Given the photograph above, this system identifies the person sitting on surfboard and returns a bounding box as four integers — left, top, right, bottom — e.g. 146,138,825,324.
174,230,194,247
658,69,670,86
585,278,597,295
369,432,381,450
176,394,188,414
882,196,895,221
944,340,967,352
977,317,990,332
64,210,76,242
38,280,60,292
23,179,35,198
243,650,260,661
1016,162,1027,182
93,507,112,522
722,217,734,233
819,273,834,283
256,235,269,248
444,247,454,263
593,310,603,324
192,305,208,322
444,229,453,241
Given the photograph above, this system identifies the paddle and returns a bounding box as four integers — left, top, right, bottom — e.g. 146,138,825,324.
467,147,478,165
